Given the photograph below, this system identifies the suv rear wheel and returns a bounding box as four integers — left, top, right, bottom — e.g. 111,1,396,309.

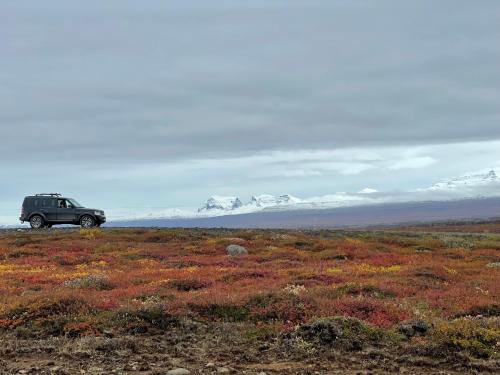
29,215,44,229
80,215,95,228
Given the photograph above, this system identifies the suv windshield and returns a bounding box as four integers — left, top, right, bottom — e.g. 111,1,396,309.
67,198,83,208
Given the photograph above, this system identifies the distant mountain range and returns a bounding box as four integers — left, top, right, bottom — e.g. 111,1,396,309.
104,168,500,228
198,194,302,213
190,168,500,217
110,196,500,229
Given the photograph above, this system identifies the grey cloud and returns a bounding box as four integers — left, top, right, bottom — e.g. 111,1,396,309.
1,0,500,164
2,0,500,224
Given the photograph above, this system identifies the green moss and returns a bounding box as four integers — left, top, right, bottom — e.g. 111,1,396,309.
431,318,500,358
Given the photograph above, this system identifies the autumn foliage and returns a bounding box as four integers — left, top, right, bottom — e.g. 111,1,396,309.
0,226,498,358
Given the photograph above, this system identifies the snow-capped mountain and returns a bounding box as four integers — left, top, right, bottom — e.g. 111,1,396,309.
248,194,302,208
191,168,500,219
425,169,500,192
198,196,243,212
107,167,500,226
195,192,384,217
198,194,301,213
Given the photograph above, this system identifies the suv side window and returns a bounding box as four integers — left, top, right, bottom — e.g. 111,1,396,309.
58,199,69,209
42,198,55,208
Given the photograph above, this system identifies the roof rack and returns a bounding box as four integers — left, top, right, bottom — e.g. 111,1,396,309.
35,193,62,197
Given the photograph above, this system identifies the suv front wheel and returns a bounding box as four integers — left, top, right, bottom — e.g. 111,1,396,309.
80,215,95,228
29,215,44,229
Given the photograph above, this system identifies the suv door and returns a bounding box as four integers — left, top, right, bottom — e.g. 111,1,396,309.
57,199,77,223
40,198,57,221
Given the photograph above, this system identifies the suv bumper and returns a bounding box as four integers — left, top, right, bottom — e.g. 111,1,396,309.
96,215,106,224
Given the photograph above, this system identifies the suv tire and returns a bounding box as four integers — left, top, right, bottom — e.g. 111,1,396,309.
80,215,95,228
29,215,44,229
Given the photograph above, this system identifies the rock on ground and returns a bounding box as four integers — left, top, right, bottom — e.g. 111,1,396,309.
226,244,248,256
166,369,191,375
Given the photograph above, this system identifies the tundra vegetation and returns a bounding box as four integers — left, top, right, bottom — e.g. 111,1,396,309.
0,225,499,374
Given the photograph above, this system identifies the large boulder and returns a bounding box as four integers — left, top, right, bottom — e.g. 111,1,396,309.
226,244,248,256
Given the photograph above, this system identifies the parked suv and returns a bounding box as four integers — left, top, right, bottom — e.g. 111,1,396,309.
20,194,106,229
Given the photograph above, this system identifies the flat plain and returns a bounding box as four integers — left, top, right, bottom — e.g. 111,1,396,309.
0,225,499,374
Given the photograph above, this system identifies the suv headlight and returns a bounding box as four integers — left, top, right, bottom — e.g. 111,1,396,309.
95,211,104,216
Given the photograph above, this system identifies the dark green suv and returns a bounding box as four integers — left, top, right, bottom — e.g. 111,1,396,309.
20,193,106,229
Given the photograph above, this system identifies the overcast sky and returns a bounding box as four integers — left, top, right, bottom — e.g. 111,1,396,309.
1,0,499,222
